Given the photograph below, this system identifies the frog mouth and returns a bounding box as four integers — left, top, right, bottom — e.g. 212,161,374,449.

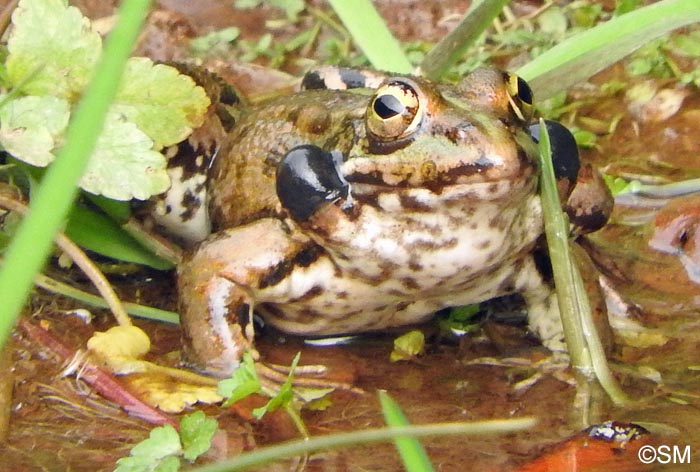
343,154,534,191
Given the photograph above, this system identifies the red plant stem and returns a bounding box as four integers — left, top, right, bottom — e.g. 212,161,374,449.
18,318,177,427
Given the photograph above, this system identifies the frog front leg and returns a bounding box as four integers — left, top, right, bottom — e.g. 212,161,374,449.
178,218,313,377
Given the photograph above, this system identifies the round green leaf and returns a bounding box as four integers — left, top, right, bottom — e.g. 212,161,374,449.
6,0,102,101
0,95,69,166
113,58,210,149
80,111,169,201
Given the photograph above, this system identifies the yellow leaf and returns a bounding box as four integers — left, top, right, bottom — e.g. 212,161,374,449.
390,330,425,362
617,329,668,348
127,373,222,413
87,325,151,359
87,325,226,412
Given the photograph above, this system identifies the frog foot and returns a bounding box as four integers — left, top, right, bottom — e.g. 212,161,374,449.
256,362,364,395
466,350,575,392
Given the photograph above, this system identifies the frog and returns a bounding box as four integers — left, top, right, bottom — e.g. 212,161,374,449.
157,65,613,378
649,194,700,284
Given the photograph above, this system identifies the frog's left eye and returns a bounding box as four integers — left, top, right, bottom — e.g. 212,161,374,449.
505,72,533,123
367,80,423,141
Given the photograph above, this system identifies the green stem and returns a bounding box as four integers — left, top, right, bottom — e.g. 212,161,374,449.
635,178,700,198
537,120,588,370
537,119,628,405
419,0,511,80
34,272,178,324
326,0,411,73
0,0,152,348
379,391,435,472
570,264,629,405
189,418,536,472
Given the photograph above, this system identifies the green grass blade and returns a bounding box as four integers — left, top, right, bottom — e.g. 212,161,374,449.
536,119,588,369
66,205,174,270
86,193,132,222
630,178,700,198
34,272,178,324
379,391,435,472
569,249,629,405
326,0,411,73
188,418,535,472
0,0,152,348
419,0,510,80
517,0,700,100
536,120,628,405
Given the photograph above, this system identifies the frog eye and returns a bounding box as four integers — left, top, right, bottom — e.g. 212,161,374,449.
505,72,533,123
367,80,423,141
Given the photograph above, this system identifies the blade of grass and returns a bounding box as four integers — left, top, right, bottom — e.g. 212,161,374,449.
627,178,700,198
326,0,411,73
536,119,628,405
569,249,628,405
66,205,174,270
517,0,700,100
0,0,152,349
536,120,587,370
34,272,178,324
418,0,510,80
379,390,435,472
188,418,536,472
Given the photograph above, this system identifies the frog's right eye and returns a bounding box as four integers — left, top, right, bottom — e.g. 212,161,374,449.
367,80,423,141
505,72,534,123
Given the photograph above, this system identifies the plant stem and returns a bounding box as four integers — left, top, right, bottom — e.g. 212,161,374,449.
537,119,628,405
537,119,589,370
379,390,435,472
189,418,536,472
33,272,178,324
419,0,510,80
326,0,412,73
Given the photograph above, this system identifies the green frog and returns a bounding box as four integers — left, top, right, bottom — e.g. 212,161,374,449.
157,66,612,377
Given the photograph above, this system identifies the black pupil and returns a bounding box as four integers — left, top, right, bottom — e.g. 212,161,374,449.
517,76,533,105
374,94,404,119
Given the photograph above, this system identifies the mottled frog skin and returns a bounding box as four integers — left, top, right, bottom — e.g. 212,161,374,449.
162,66,612,377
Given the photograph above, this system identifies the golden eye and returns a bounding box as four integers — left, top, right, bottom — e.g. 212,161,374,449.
366,80,423,141
505,72,533,122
